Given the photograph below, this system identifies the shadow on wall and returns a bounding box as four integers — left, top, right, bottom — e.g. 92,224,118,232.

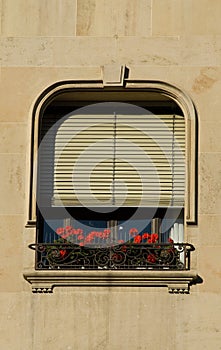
191,275,203,287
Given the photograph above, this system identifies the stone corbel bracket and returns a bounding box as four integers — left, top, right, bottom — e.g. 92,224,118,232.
24,270,198,294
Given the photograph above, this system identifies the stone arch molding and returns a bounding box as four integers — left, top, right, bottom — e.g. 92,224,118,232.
28,78,197,226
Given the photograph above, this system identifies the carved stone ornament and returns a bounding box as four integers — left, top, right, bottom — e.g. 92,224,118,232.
101,64,126,86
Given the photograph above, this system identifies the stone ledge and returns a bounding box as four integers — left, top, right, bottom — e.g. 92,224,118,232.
23,270,198,294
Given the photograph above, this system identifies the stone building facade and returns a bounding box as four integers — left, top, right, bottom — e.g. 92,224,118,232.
1,1,221,349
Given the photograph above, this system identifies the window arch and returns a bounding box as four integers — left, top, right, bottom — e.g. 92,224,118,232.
29,81,197,226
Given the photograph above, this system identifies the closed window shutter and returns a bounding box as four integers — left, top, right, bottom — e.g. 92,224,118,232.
52,111,185,208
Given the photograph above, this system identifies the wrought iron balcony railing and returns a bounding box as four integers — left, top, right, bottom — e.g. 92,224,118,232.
29,242,194,270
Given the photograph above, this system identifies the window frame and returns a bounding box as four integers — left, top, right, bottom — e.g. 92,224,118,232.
24,80,198,293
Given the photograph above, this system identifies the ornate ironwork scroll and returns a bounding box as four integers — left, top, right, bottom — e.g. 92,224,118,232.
29,243,194,270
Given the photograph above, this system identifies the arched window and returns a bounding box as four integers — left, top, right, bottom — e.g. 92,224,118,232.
33,89,193,271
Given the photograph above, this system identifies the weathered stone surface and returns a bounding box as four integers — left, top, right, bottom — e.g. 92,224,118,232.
0,216,24,292
0,154,25,215
0,67,101,122
152,0,221,36
200,153,221,215
0,0,77,37
76,0,151,36
198,215,221,246
0,0,221,349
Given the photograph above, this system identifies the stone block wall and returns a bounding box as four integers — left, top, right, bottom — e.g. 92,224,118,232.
1,1,221,349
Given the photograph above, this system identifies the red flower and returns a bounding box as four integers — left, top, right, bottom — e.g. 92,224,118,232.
84,232,95,243
79,242,84,246
96,231,104,239
59,249,67,258
147,253,156,263
168,237,174,243
142,233,150,240
118,240,125,244
90,231,97,237
112,253,122,262
102,229,111,239
121,245,127,252
148,233,159,244
77,234,84,240
134,235,142,244
56,227,65,235
129,228,138,236
66,231,74,238
71,229,78,235
56,226,85,237
76,228,83,235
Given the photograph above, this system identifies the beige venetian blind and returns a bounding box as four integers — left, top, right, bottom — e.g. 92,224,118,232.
52,111,185,207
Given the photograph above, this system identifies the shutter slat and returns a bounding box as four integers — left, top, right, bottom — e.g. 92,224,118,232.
39,112,185,207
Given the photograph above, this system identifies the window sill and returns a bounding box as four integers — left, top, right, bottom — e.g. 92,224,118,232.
23,269,198,294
